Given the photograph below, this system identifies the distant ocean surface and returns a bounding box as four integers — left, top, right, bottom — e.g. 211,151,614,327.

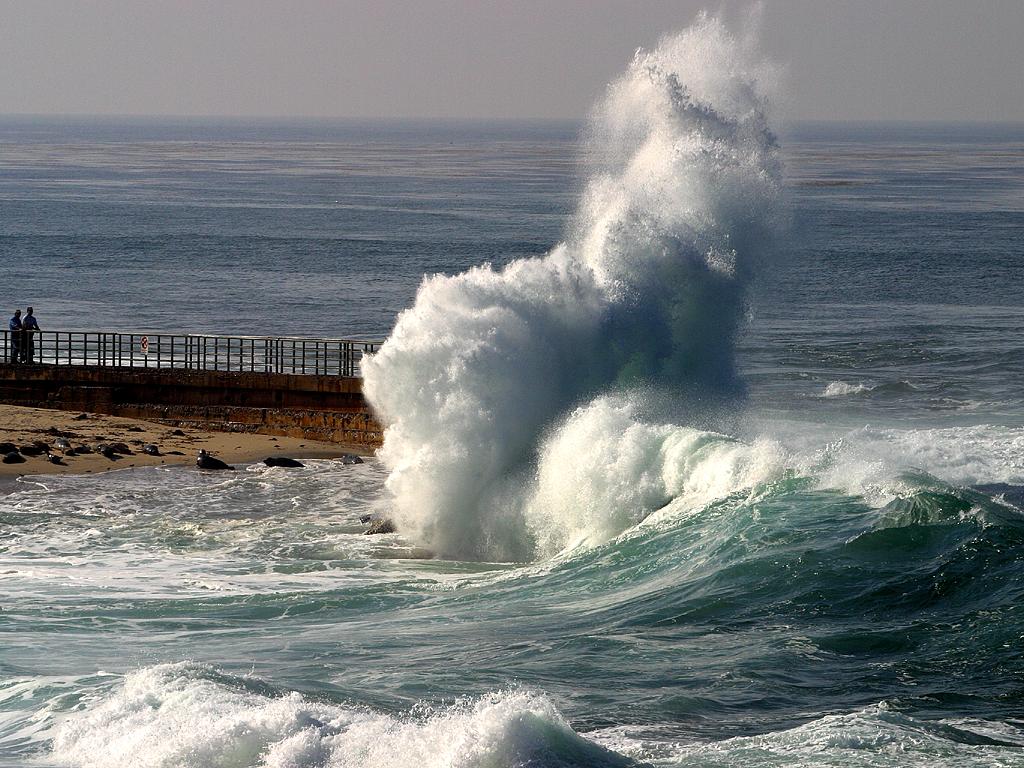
2,106,1024,767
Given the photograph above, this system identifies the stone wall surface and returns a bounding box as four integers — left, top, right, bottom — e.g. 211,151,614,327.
0,363,382,447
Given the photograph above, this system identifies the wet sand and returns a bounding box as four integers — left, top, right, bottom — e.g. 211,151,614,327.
0,405,368,478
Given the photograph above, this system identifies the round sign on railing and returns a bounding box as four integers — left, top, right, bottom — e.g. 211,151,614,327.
140,335,149,355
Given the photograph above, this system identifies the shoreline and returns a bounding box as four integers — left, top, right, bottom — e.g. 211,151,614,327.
0,404,371,479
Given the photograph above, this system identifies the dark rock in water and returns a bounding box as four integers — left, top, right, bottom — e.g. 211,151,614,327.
0,442,16,454
2,451,25,464
196,450,233,470
263,456,304,468
18,443,46,456
108,442,132,455
142,444,160,456
340,453,364,465
364,518,396,535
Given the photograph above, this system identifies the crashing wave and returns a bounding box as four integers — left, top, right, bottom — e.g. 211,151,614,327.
50,663,630,768
363,14,781,561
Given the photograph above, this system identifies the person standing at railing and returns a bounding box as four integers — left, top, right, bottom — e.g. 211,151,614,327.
21,307,40,363
8,309,22,364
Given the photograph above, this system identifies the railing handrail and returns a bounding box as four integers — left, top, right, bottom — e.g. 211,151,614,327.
5,329,386,345
0,329,385,377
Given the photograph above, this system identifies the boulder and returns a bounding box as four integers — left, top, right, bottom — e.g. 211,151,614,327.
2,451,25,464
364,518,396,535
18,443,46,457
0,442,16,454
142,444,161,456
340,453,364,465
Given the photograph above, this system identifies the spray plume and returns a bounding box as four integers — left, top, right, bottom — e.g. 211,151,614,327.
363,14,781,561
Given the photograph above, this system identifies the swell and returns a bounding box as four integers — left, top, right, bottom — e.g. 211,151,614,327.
24,478,1024,766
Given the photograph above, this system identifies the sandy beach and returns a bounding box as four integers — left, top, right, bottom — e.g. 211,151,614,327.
0,404,368,478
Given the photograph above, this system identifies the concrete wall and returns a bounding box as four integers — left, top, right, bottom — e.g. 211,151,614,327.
0,363,382,448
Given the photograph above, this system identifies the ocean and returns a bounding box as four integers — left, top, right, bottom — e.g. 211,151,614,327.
2,20,1024,768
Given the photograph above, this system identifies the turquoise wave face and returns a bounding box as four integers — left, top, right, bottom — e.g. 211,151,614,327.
2,455,1023,767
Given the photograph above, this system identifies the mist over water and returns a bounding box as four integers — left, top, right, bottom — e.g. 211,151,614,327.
363,16,782,561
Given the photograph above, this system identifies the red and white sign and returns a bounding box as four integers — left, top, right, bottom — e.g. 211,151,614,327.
140,336,150,355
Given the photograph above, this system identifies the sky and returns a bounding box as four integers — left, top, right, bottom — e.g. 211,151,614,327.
1,0,1022,122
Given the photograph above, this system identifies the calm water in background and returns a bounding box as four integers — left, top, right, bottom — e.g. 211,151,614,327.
1,118,1023,767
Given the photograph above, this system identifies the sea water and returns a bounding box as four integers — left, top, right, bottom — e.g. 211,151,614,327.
2,17,1024,767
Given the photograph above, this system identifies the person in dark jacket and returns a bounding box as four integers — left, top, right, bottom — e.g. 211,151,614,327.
8,310,22,363
20,307,39,363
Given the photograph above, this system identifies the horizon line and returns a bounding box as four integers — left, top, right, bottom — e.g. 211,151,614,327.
2,112,1024,127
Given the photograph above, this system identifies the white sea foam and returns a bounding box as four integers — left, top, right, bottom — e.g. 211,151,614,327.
50,663,628,768
49,667,1024,768
822,381,871,398
763,421,1024,506
363,14,781,561
593,703,1024,766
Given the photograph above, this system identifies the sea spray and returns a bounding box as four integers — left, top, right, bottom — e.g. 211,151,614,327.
362,14,782,561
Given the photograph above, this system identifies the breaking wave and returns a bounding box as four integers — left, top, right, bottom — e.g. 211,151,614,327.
363,15,782,561
50,664,630,768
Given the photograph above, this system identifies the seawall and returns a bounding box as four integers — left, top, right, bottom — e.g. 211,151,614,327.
0,364,382,448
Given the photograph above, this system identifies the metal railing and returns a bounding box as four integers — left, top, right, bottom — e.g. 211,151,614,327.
0,330,383,377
